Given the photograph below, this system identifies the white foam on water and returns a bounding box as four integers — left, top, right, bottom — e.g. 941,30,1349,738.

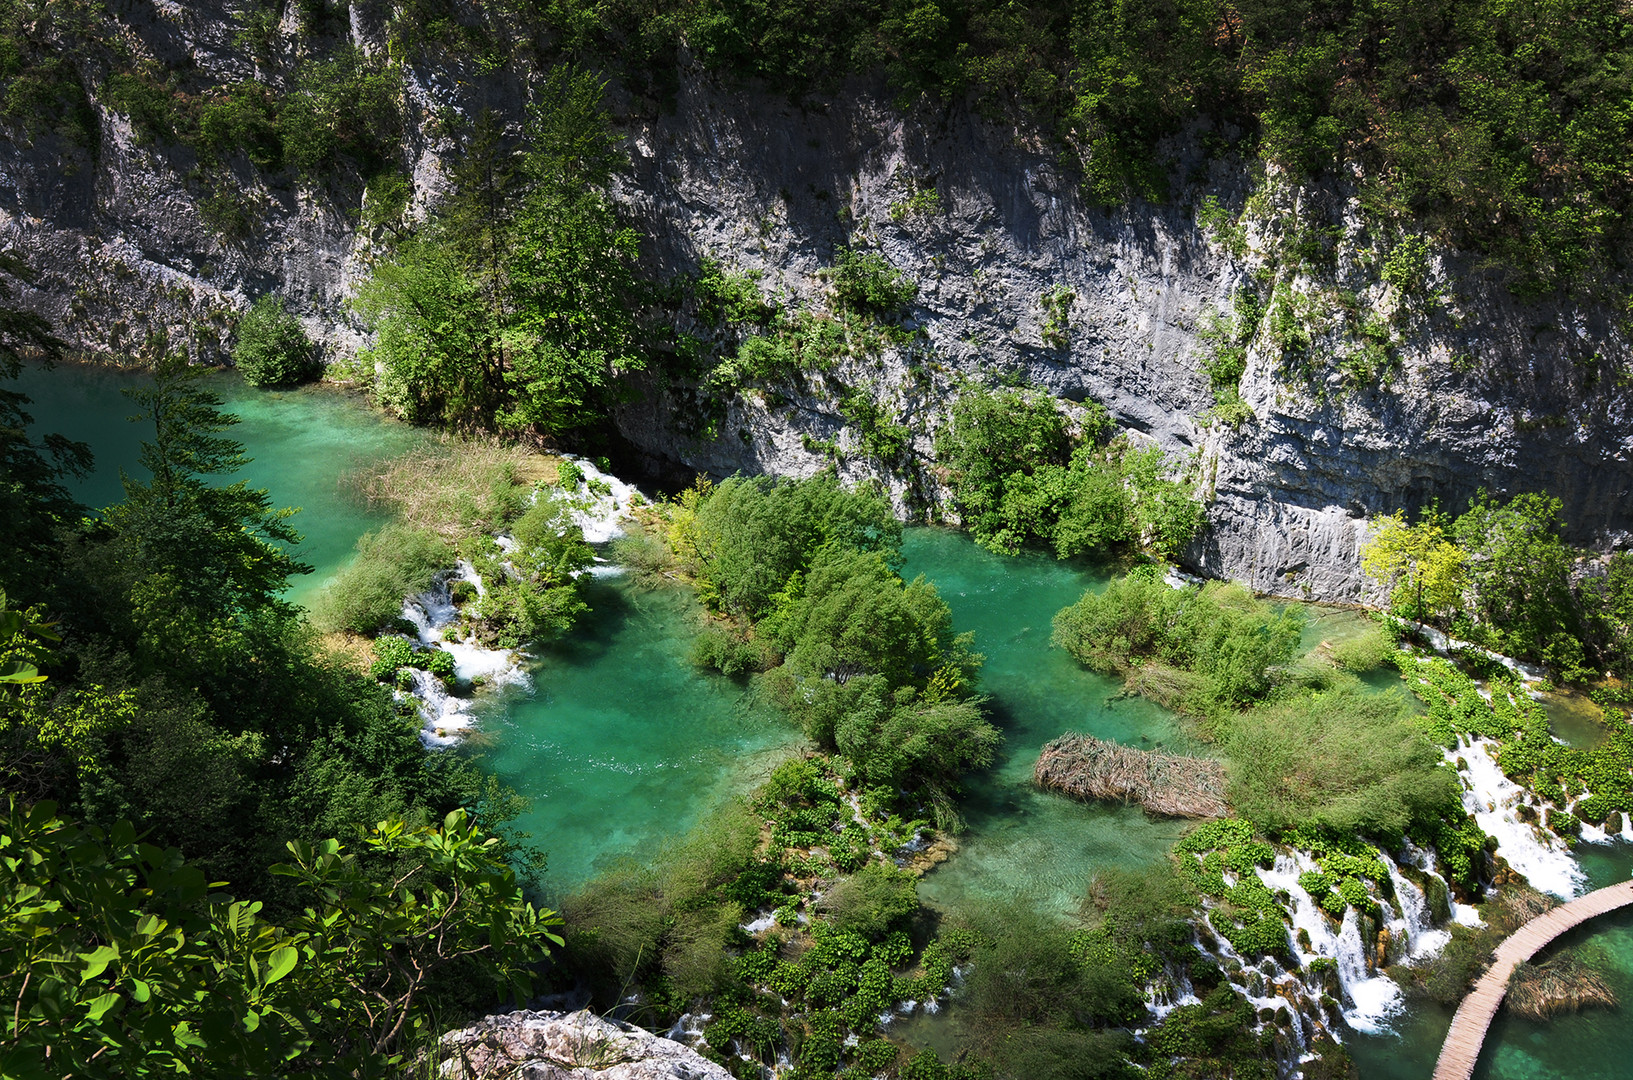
1254,853,1403,1035
1452,903,1485,927
398,566,528,746
740,912,776,935
561,457,642,543
1334,908,1403,1033
1380,852,1452,960
1452,736,1585,899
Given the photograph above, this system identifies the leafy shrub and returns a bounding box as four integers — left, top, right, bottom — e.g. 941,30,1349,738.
421,647,456,681
691,623,766,676
677,473,900,618
828,248,916,318
818,863,919,941
936,384,1200,559
369,635,415,680
1330,625,1395,672
1053,576,1304,716
311,524,448,633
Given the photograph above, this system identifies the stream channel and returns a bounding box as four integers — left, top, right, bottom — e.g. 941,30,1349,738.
18,361,1633,1079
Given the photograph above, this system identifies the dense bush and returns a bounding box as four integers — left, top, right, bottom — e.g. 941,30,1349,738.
1052,575,1304,718
1225,686,1460,835
673,472,900,619
233,295,317,387
936,384,1201,560
1365,491,1631,680
310,523,449,634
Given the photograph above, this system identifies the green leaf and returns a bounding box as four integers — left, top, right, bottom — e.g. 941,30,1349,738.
78,944,120,981
264,945,297,985
85,991,124,1021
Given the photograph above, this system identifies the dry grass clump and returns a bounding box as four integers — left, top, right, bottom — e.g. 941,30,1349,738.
341,435,558,541
317,630,374,676
1509,952,1617,1020
1035,733,1227,818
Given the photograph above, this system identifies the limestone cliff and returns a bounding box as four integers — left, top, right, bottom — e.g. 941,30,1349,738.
2,3,1628,602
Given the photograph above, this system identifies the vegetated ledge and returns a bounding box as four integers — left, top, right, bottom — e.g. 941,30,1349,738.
1034,733,1227,819
1508,953,1619,1021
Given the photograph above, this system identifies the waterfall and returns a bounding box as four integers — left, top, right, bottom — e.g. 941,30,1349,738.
1255,854,1403,1035
561,456,641,543
1145,965,1202,1021
399,566,528,746
1451,736,1585,898
1334,908,1403,1033
1381,852,1451,960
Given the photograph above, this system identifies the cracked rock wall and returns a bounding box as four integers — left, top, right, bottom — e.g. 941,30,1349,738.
2,9,1628,602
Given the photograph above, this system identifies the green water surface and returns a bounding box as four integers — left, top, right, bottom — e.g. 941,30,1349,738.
899,530,1197,920
473,575,805,895
13,361,426,607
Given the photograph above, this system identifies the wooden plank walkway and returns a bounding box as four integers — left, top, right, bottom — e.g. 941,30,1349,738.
1431,878,1633,1080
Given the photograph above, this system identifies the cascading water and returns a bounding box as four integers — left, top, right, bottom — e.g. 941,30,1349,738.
562,457,641,543
1451,735,1585,898
399,565,529,746
1333,908,1401,1033
1380,852,1451,960
1252,854,1406,1036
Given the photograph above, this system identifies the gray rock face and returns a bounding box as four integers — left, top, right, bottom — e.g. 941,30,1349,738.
434,1009,730,1080
2,9,1629,603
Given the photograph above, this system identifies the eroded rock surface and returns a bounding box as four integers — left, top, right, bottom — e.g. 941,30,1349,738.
2,6,1629,603
434,1009,730,1080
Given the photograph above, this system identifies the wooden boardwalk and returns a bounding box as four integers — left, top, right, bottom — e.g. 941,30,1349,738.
1431,878,1633,1080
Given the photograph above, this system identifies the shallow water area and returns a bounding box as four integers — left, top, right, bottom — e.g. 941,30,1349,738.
12,361,428,607
1540,689,1608,750
472,574,805,894
898,530,1198,921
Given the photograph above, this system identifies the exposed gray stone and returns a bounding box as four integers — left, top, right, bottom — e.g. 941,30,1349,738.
1,8,1628,604
434,1009,730,1080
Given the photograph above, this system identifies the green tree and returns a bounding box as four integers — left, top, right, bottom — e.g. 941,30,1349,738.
681,473,900,618
0,799,562,1080
105,357,310,639
356,68,643,435
234,295,317,387
1361,507,1468,626
1452,491,1586,675
0,248,90,605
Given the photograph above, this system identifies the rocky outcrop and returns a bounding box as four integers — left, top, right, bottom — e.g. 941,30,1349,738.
433,1009,730,1080
2,6,1629,604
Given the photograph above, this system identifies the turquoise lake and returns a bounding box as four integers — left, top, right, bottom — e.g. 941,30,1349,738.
15,360,1633,1078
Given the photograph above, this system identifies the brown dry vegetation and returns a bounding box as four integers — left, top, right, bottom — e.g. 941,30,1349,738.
1034,733,1227,818
1509,952,1618,1020
340,434,560,541
317,629,374,676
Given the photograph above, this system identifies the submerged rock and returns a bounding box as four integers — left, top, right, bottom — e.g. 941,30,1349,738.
433,1009,731,1080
